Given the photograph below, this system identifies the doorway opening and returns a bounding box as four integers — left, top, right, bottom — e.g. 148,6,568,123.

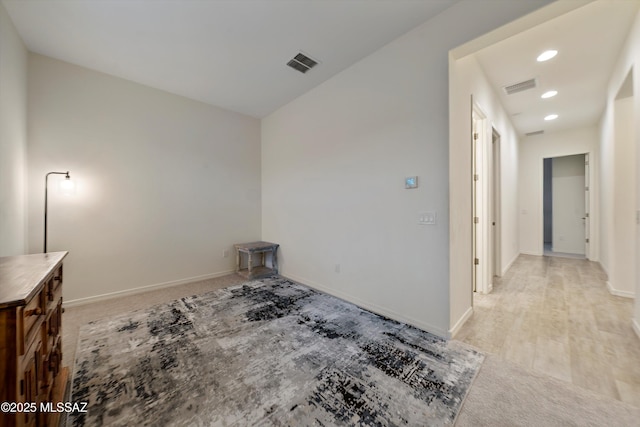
542,154,588,259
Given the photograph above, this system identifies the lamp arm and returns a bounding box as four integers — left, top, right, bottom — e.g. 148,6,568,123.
44,171,70,253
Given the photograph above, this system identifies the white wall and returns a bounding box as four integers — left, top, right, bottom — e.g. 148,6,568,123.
262,0,552,337
452,54,521,302
611,97,635,296
519,127,599,258
27,54,262,303
551,155,586,255
598,8,640,310
0,3,28,256
600,101,615,279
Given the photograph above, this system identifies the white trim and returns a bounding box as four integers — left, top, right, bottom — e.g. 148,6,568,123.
282,273,450,338
472,102,492,296
502,253,518,274
606,281,635,299
502,252,519,276
520,250,543,256
449,306,473,338
633,318,640,341
63,269,236,307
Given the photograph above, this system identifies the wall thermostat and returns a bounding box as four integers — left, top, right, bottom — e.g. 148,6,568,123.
405,176,418,189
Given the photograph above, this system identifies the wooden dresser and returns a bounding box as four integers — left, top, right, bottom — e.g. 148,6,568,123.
0,252,69,427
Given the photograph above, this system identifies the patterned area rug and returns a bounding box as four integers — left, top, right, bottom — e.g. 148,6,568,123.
70,276,483,426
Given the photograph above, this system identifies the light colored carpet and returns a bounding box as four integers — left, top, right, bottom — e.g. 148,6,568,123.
456,353,640,426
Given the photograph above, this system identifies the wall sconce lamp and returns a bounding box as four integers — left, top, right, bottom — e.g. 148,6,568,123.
44,171,74,253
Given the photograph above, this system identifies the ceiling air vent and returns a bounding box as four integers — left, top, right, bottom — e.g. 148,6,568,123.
287,52,318,74
503,78,537,95
525,130,545,137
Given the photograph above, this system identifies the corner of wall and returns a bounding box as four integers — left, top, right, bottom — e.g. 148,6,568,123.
606,280,636,299
0,3,29,257
449,307,473,339
633,318,640,341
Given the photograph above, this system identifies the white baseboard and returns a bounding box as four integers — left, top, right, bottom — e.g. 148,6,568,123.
502,253,519,276
633,318,640,341
282,273,450,338
606,281,635,299
63,269,236,308
520,251,543,257
449,306,473,338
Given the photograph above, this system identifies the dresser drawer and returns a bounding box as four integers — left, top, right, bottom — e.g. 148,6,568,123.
42,297,62,355
45,266,63,306
18,336,43,427
50,265,63,295
19,291,45,355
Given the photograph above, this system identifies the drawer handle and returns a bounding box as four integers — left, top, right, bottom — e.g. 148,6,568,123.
26,307,42,316
54,276,61,281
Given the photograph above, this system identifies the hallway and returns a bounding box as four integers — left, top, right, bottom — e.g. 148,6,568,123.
456,254,640,406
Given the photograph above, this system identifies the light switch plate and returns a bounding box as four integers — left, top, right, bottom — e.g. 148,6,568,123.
419,211,436,225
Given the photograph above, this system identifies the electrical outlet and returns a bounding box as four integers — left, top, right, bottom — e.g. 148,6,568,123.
222,249,229,258
335,264,341,273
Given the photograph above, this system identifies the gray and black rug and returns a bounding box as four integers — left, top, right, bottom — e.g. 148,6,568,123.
70,276,483,426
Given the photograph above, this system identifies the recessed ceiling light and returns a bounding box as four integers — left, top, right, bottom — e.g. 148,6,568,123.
544,114,558,121
541,90,558,99
537,50,558,62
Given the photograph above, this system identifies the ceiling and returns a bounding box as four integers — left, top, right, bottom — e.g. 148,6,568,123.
473,0,639,137
4,1,638,130
1,0,456,118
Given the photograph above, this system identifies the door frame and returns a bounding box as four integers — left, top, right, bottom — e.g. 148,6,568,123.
472,102,495,294
472,106,482,293
491,128,502,280
584,153,590,259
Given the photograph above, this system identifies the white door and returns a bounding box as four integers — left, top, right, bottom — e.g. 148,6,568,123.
550,154,587,256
